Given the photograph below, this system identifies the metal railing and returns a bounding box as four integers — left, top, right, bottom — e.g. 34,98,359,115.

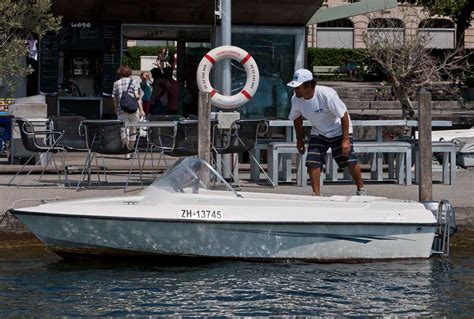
432,199,456,257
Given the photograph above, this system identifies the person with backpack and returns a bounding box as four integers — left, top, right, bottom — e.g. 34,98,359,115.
112,65,145,149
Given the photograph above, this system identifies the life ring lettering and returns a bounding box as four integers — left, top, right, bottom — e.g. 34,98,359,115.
196,45,260,109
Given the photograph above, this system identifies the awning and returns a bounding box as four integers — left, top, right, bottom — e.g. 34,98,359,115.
52,0,324,26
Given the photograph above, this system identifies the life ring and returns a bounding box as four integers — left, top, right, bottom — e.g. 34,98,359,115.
196,45,259,109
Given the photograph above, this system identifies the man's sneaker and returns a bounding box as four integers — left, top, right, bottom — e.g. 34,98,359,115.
356,188,367,196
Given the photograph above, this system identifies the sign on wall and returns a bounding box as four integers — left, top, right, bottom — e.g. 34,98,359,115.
39,23,121,96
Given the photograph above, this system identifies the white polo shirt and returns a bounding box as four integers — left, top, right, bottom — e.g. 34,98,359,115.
288,85,352,138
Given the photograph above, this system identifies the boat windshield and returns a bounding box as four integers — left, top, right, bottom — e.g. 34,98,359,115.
142,157,241,197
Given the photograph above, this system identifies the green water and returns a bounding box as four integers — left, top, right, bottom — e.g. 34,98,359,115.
0,243,473,316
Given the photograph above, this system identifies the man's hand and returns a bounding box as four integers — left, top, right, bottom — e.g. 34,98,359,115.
297,139,305,154
341,137,351,157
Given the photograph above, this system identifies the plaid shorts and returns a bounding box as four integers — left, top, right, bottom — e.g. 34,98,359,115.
306,134,358,169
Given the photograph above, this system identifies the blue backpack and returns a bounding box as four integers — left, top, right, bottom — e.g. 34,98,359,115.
120,79,138,113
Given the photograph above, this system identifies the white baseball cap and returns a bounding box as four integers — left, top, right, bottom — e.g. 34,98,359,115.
287,69,313,88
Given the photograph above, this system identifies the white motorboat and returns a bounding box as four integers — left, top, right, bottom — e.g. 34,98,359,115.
10,158,455,261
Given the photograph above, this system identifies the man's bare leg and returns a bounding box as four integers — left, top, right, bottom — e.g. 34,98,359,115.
347,162,364,190
308,167,322,196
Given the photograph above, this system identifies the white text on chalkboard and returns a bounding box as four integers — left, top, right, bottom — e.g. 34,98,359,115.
71,22,91,28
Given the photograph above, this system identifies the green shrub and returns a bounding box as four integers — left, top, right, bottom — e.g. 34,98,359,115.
307,48,472,83
307,48,367,67
122,46,176,70
307,48,384,81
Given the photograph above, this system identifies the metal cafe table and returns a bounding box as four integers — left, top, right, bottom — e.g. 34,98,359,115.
125,120,178,170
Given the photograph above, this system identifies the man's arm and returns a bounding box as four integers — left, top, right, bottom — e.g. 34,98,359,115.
341,111,350,156
294,116,305,154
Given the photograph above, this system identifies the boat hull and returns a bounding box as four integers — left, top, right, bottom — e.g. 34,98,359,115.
12,211,436,261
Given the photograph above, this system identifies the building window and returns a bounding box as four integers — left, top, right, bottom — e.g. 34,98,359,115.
318,19,354,28
368,18,404,29
419,19,455,49
316,18,354,48
367,18,405,44
398,0,418,4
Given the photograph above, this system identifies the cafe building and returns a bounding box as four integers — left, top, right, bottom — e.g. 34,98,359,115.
38,0,323,120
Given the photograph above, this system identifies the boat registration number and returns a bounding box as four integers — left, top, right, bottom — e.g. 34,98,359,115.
181,209,223,220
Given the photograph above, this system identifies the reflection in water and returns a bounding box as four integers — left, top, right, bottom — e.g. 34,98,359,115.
0,247,473,316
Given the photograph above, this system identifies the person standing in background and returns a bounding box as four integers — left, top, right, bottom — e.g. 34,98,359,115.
153,48,171,74
164,67,178,115
112,65,145,149
150,69,169,115
171,52,178,80
139,71,152,115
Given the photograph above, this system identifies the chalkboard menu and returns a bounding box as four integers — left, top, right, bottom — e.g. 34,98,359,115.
102,24,121,95
59,23,103,50
39,31,59,94
39,22,121,96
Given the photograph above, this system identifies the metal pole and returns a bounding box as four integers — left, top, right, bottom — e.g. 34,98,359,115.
220,0,234,179
418,91,432,202
198,92,212,165
221,0,231,96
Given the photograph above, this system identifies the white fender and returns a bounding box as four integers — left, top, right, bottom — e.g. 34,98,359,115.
196,45,260,109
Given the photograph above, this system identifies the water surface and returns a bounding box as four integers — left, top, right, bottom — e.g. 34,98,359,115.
0,246,473,316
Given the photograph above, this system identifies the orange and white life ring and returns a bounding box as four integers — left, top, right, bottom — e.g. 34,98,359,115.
196,45,259,109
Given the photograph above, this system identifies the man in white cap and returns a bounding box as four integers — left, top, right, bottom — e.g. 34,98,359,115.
287,68,366,196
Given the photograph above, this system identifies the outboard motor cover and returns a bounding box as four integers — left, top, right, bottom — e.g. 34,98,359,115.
453,137,474,168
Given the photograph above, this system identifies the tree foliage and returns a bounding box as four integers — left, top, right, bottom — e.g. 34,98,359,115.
123,46,176,70
0,0,61,96
363,7,470,122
